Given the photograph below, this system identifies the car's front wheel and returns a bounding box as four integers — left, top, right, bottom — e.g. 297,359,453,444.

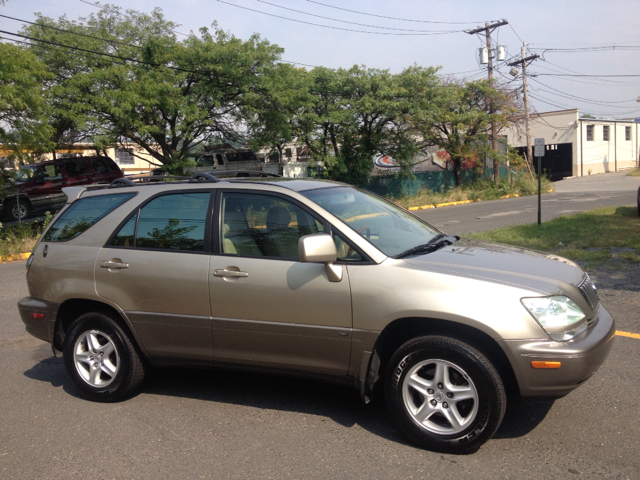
63,312,145,402
6,198,30,222
384,335,506,454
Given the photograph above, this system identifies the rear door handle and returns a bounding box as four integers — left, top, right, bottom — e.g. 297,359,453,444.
100,259,129,270
213,268,248,278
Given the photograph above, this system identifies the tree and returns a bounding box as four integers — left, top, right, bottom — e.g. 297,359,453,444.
24,6,283,171
410,79,519,186
0,43,54,164
288,65,440,187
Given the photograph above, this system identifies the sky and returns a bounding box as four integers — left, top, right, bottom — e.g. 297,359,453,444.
2,0,640,120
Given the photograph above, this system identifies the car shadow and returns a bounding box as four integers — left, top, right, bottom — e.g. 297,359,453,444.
24,352,553,448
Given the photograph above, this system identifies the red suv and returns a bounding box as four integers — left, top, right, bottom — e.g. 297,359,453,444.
2,156,123,221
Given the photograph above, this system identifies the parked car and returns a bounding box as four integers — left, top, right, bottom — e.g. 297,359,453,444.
18,175,615,453
1,156,123,221
150,145,262,179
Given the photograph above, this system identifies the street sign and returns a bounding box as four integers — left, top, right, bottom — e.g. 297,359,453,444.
534,138,545,157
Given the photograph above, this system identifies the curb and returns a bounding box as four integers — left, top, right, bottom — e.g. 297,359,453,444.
407,193,522,212
0,252,31,263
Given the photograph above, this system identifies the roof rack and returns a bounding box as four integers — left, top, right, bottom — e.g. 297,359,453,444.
109,177,136,188
213,170,281,178
189,173,220,183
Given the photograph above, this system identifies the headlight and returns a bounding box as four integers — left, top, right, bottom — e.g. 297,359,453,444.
521,296,588,342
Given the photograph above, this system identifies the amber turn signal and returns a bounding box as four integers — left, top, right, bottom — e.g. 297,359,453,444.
531,361,561,369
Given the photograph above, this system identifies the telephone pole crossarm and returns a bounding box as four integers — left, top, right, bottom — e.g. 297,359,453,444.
507,54,540,67
465,19,508,35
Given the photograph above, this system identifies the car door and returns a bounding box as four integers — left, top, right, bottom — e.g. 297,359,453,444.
209,189,353,376
30,162,67,211
95,191,214,363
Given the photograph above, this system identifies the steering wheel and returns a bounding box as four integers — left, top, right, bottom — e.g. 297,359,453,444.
358,226,371,240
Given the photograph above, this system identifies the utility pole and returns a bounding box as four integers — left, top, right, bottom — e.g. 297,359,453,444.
508,45,539,176
466,20,508,183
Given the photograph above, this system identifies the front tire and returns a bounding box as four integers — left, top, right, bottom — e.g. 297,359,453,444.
6,198,30,221
63,312,145,402
384,336,506,454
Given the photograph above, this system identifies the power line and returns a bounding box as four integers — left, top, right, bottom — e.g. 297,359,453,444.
537,73,640,78
216,0,460,36
255,0,458,33
529,77,637,105
531,45,640,53
306,0,487,24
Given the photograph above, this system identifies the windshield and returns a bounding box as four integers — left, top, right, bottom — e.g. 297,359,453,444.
15,165,38,182
302,186,440,257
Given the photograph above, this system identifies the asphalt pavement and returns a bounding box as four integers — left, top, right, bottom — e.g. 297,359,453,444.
1,170,639,479
414,170,640,235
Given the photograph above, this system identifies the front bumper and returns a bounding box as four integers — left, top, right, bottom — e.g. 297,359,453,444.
499,304,616,398
17,297,60,344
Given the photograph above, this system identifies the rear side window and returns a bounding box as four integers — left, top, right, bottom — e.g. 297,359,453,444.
44,193,136,242
110,192,210,252
65,160,90,178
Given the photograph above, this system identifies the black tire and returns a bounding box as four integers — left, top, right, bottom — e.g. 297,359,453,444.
63,312,145,402
384,335,506,454
6,198,30,221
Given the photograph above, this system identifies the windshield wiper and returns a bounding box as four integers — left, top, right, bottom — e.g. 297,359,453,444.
394,234,459,259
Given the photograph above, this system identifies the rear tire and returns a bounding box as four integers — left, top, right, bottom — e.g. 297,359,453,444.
384,335,506,454
63,312,145,402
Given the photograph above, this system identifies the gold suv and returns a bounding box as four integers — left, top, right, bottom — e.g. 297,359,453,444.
18,175,615,453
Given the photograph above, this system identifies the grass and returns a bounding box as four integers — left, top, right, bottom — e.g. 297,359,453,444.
392,173,555,210
467,206,640,268
625,168,640,177
0,212,52,259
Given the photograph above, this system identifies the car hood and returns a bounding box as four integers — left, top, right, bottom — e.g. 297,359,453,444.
401,237,585,296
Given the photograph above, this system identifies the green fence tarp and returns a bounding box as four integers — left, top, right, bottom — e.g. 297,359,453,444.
366,166,515,197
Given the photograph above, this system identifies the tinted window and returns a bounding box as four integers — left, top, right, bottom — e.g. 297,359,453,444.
197,155,214,167
132,193,209,251
91,158,110,174
44,193,136,242
65,159,89,177
110,213,137,247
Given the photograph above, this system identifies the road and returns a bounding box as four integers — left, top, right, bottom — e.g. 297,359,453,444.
1,171,639,479
413,170,640,234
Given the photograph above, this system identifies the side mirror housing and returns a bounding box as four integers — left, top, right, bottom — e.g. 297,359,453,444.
298,233,342,282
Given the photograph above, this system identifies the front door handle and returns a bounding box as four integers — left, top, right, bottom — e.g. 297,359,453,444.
213,268,248,278
100,259,129,270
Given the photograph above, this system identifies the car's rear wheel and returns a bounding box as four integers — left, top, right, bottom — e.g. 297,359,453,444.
63,312,145,402
384,335,506,454
6,198,30,221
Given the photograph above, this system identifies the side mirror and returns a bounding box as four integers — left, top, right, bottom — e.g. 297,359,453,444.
298,233,342,282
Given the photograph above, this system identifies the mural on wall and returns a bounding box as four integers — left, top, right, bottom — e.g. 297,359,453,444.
372,148,480,175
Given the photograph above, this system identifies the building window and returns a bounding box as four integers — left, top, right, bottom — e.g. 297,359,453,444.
626,126,631,141
586,125,594,141
115,148,135,165
603,126,610,142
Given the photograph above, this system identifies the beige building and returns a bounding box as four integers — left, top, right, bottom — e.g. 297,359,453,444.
506,109,640,178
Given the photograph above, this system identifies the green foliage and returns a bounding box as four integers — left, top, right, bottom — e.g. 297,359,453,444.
0,43,54,163
23,6,283,170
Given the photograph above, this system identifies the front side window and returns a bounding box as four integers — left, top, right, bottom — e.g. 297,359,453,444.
35,163,64,182
110,192,210,252
220,192,322,259
44,193,136,242
302,187,440,257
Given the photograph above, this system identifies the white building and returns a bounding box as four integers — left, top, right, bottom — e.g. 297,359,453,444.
506,109,640,178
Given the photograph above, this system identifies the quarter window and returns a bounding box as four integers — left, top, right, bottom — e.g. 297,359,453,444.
44,193,136,242
110,193,210,252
